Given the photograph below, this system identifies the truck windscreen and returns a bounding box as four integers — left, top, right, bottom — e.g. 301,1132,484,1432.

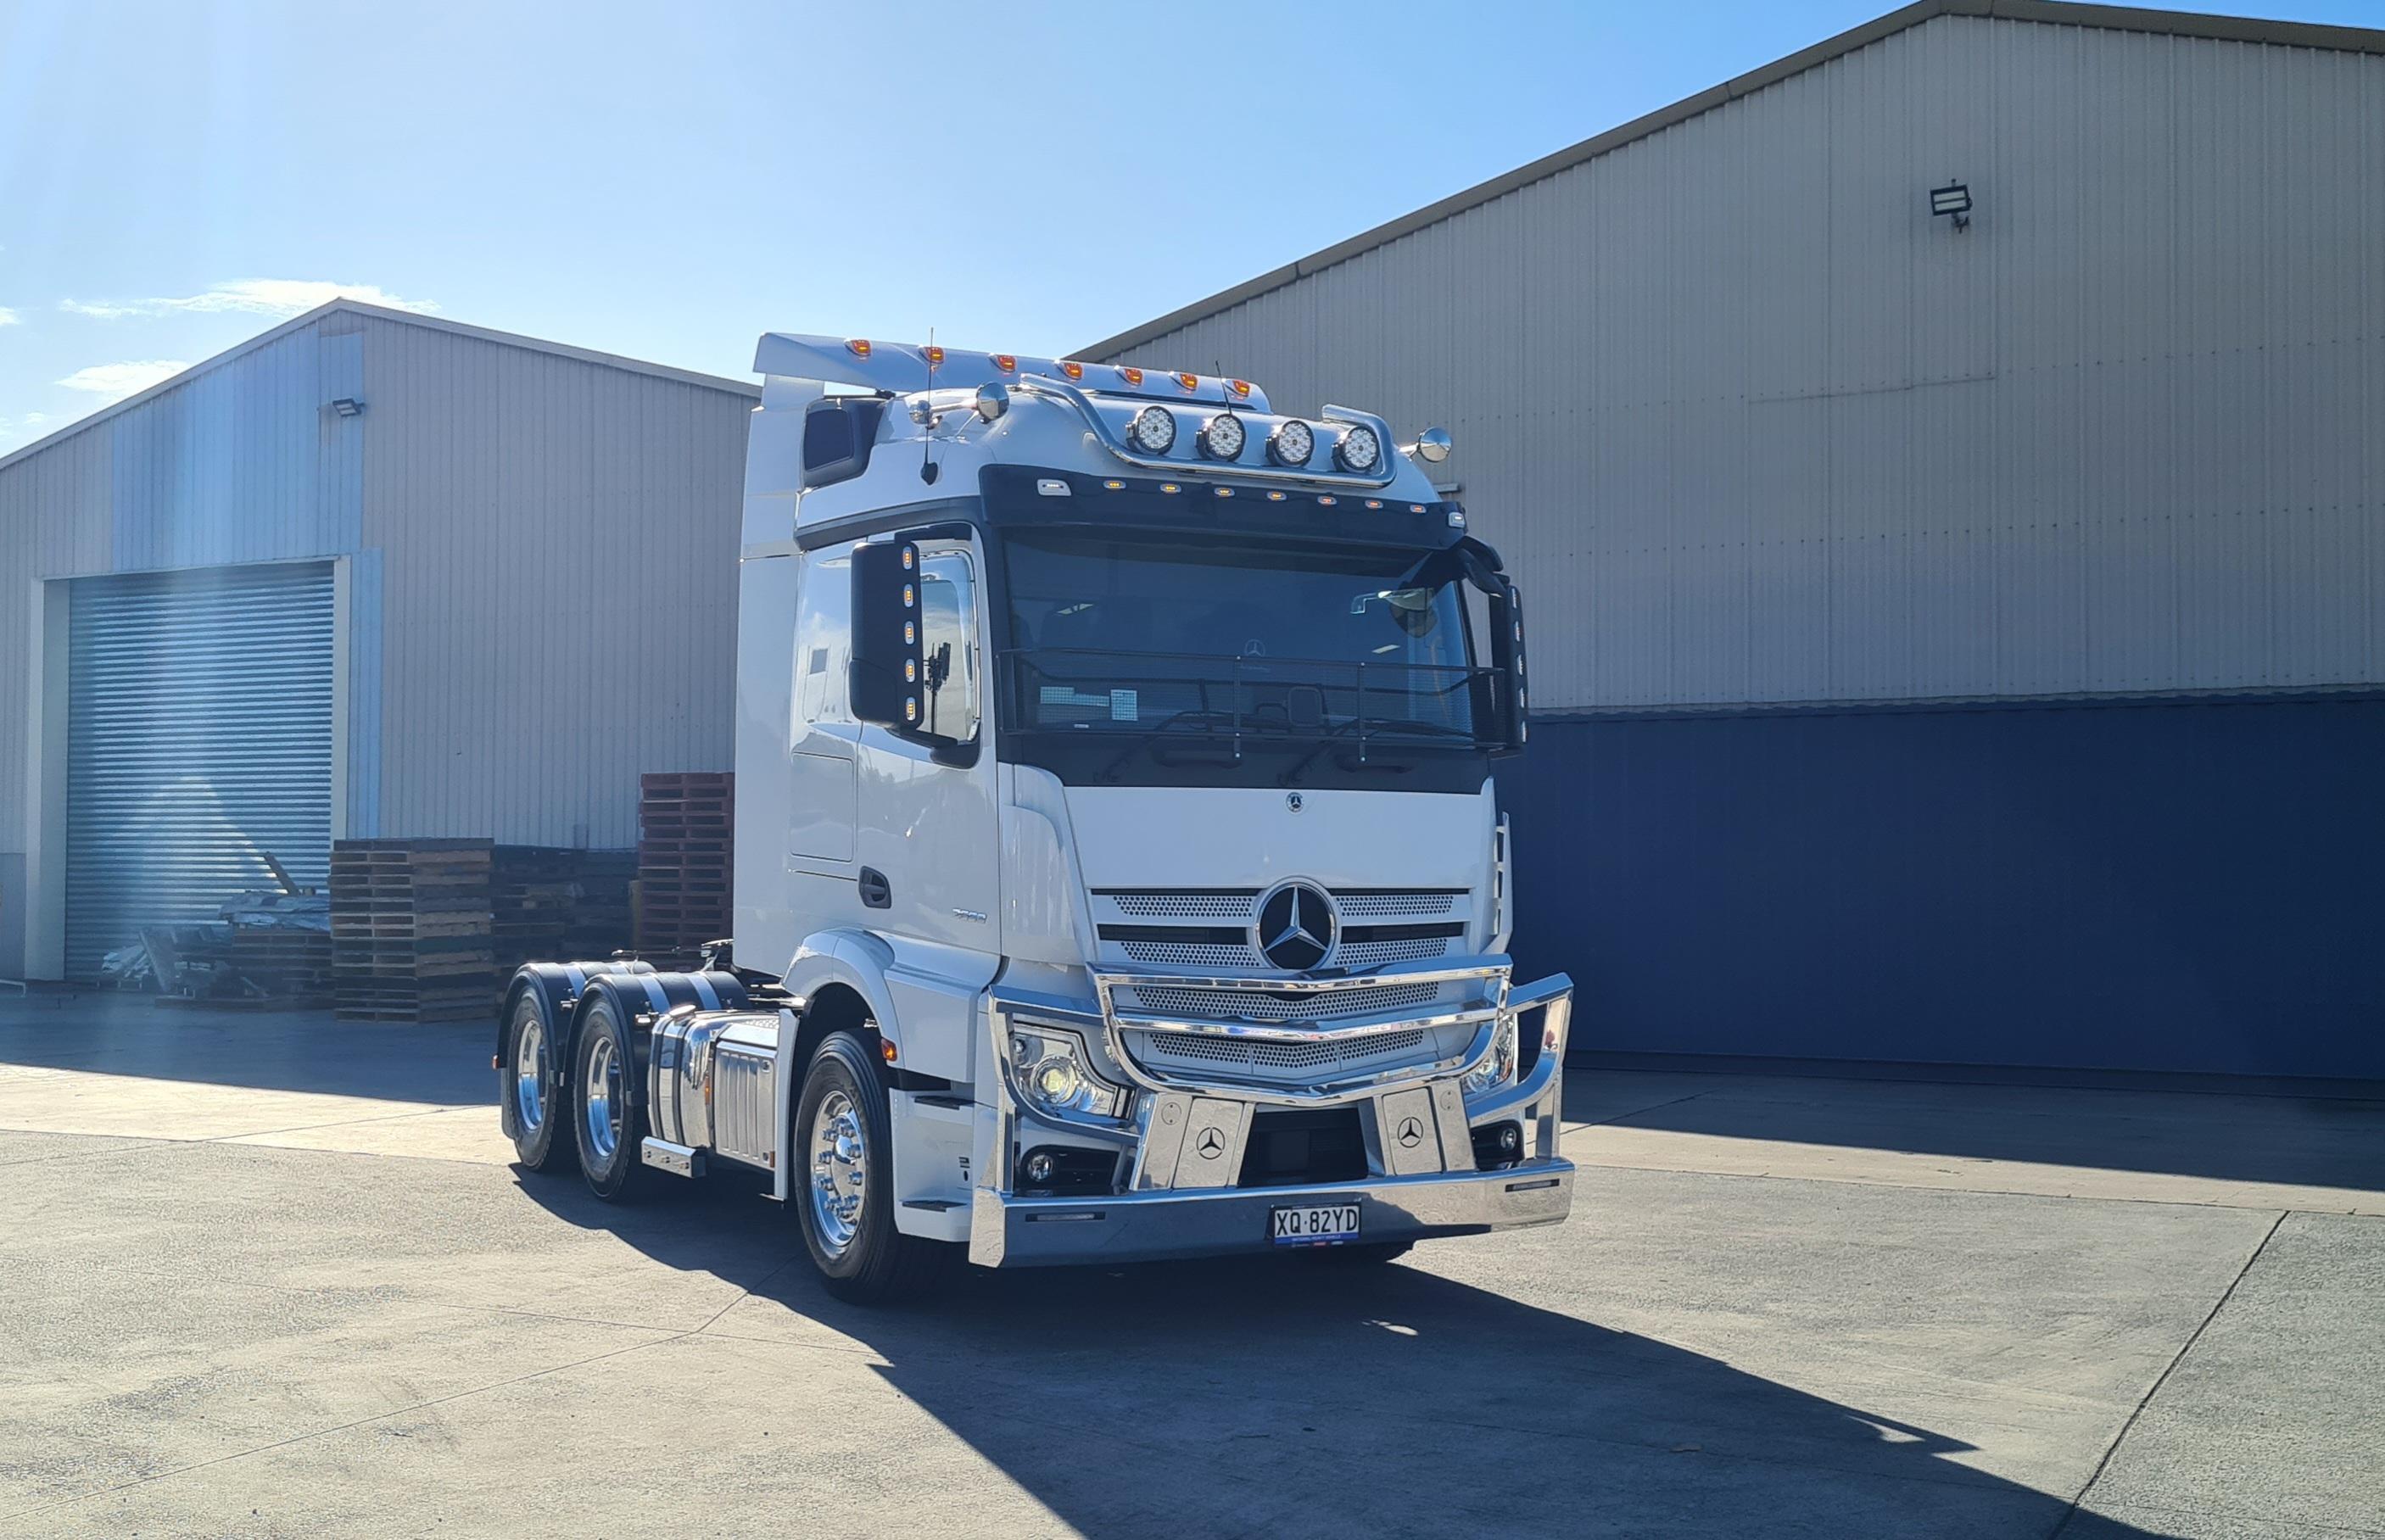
998,528,1493,757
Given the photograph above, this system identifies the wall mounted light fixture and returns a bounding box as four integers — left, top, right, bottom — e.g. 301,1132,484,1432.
1930,181,1973,232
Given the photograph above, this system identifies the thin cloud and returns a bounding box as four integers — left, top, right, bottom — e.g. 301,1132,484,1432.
59,280,438,321
0,411,57,443
0,306,20,326
58,360,192,403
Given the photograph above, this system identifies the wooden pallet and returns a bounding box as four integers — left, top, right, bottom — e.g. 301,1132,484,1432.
332,839,495,1022
637,774,734,959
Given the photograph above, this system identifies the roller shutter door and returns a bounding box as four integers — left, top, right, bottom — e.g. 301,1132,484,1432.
66,563,336,979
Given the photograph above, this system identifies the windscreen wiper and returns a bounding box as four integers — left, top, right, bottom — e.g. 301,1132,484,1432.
1096,709,1243,782
1278,717,1474,785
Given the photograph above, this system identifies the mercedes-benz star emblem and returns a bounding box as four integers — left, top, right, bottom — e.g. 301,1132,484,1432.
1254,881,1338,971
1397,1116,1425,1149
1285,791,1304,813
1194,1128,1226,1159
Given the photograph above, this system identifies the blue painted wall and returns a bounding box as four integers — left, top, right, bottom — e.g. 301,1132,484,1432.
1497,695,2385,1080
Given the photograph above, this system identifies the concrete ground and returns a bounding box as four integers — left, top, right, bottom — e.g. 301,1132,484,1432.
2,994,2379,1539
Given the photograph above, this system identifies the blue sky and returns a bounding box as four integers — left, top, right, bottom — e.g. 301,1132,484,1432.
3,0,2377,452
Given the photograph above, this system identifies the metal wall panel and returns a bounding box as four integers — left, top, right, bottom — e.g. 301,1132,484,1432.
64,563,335,979
2,304,756,978
356,316,751,848
1494,697,2385,1080
1097,14,2385,711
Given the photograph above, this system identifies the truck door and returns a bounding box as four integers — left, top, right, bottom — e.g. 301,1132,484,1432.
852,538,1001,956
789,550,859,863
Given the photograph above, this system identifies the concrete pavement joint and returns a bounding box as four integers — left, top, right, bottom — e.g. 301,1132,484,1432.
2047,1208,2288,1539
1558,1087,1716,1135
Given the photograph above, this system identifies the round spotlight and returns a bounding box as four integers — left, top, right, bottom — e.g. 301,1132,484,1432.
1268,419,1315,467
1198,412,1246,461
1335,423,1382,473
1129,405,1177,455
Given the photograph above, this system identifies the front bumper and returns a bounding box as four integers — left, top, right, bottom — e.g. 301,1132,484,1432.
969,1158,1574,1267
970,956,1573,1269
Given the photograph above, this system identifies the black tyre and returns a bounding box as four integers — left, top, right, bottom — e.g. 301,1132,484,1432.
793,1030,955,1303
502,987,573,1174
571,990,650,1202
1300,1240,1416,1267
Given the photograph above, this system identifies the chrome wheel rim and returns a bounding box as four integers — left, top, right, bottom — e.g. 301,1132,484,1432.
514,1016,546,1133
808,1088,868,1258
583,1032,622,1163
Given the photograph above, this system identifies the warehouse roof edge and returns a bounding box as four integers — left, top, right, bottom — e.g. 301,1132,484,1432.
0,299,762,478
1079,0,2385,361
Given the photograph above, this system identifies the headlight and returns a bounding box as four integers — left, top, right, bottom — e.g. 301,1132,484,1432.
1268,419,1315,467
1009,1024,1125,1119
1334,422,1382,473
1462,1018,1518,1095
1128,405,1177,455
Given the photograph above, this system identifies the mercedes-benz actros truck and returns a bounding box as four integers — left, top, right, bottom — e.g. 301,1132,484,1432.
496,334,1574,1301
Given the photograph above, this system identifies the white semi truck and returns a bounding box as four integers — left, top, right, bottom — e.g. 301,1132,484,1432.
496,335,1575,1301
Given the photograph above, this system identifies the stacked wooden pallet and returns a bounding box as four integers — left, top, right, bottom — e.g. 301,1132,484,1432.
491,845,635,978
635,773,733,968
330,840,495,1023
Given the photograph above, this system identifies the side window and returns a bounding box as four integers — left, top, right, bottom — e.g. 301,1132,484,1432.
796,552,852,728
916,551,980,743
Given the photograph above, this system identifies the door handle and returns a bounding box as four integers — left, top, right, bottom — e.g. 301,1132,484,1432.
857,867,891,909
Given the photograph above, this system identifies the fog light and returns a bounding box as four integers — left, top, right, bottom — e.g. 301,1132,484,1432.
1500,1124,1521,1154
1024,1150,1056,1186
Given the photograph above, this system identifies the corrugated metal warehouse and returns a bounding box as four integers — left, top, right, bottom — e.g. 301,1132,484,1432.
1087,0,2385,1081
1,300,756,981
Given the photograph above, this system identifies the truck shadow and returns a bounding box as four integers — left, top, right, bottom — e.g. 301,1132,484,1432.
517,1173,2177,1539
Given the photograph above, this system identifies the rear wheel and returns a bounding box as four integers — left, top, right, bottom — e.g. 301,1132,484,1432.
572,993,649,1201
793,1030,953,1303
503,990,572,1173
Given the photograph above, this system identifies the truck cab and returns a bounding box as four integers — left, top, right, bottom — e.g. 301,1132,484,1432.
498,336,1573,1300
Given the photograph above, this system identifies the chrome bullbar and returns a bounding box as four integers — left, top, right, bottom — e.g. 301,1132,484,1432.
1088,953,1528,1107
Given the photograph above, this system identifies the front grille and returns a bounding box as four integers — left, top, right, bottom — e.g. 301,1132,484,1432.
1338,890,1462,918
1118,935,1453,970
1105,890,1258,920
1144,1027,1427,1070
1338,936,1452,967
1119,939,1257,968
1121,980,1441,1023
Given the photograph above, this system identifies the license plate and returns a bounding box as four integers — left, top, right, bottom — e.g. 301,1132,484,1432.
1271,1202,1362,1247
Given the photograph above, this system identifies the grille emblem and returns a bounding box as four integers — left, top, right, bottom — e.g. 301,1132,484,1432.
1254,881,1337,971
1285,792,1304,813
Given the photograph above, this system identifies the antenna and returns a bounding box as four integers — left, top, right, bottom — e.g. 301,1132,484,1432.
920,326,941,484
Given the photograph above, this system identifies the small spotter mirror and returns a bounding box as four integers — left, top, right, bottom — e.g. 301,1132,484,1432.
1409,427,1453,465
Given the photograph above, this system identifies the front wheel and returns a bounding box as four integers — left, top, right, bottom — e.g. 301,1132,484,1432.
793,1030,953,1303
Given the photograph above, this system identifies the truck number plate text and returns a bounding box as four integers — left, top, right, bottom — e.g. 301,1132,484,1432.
1270,1203,1362,1246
